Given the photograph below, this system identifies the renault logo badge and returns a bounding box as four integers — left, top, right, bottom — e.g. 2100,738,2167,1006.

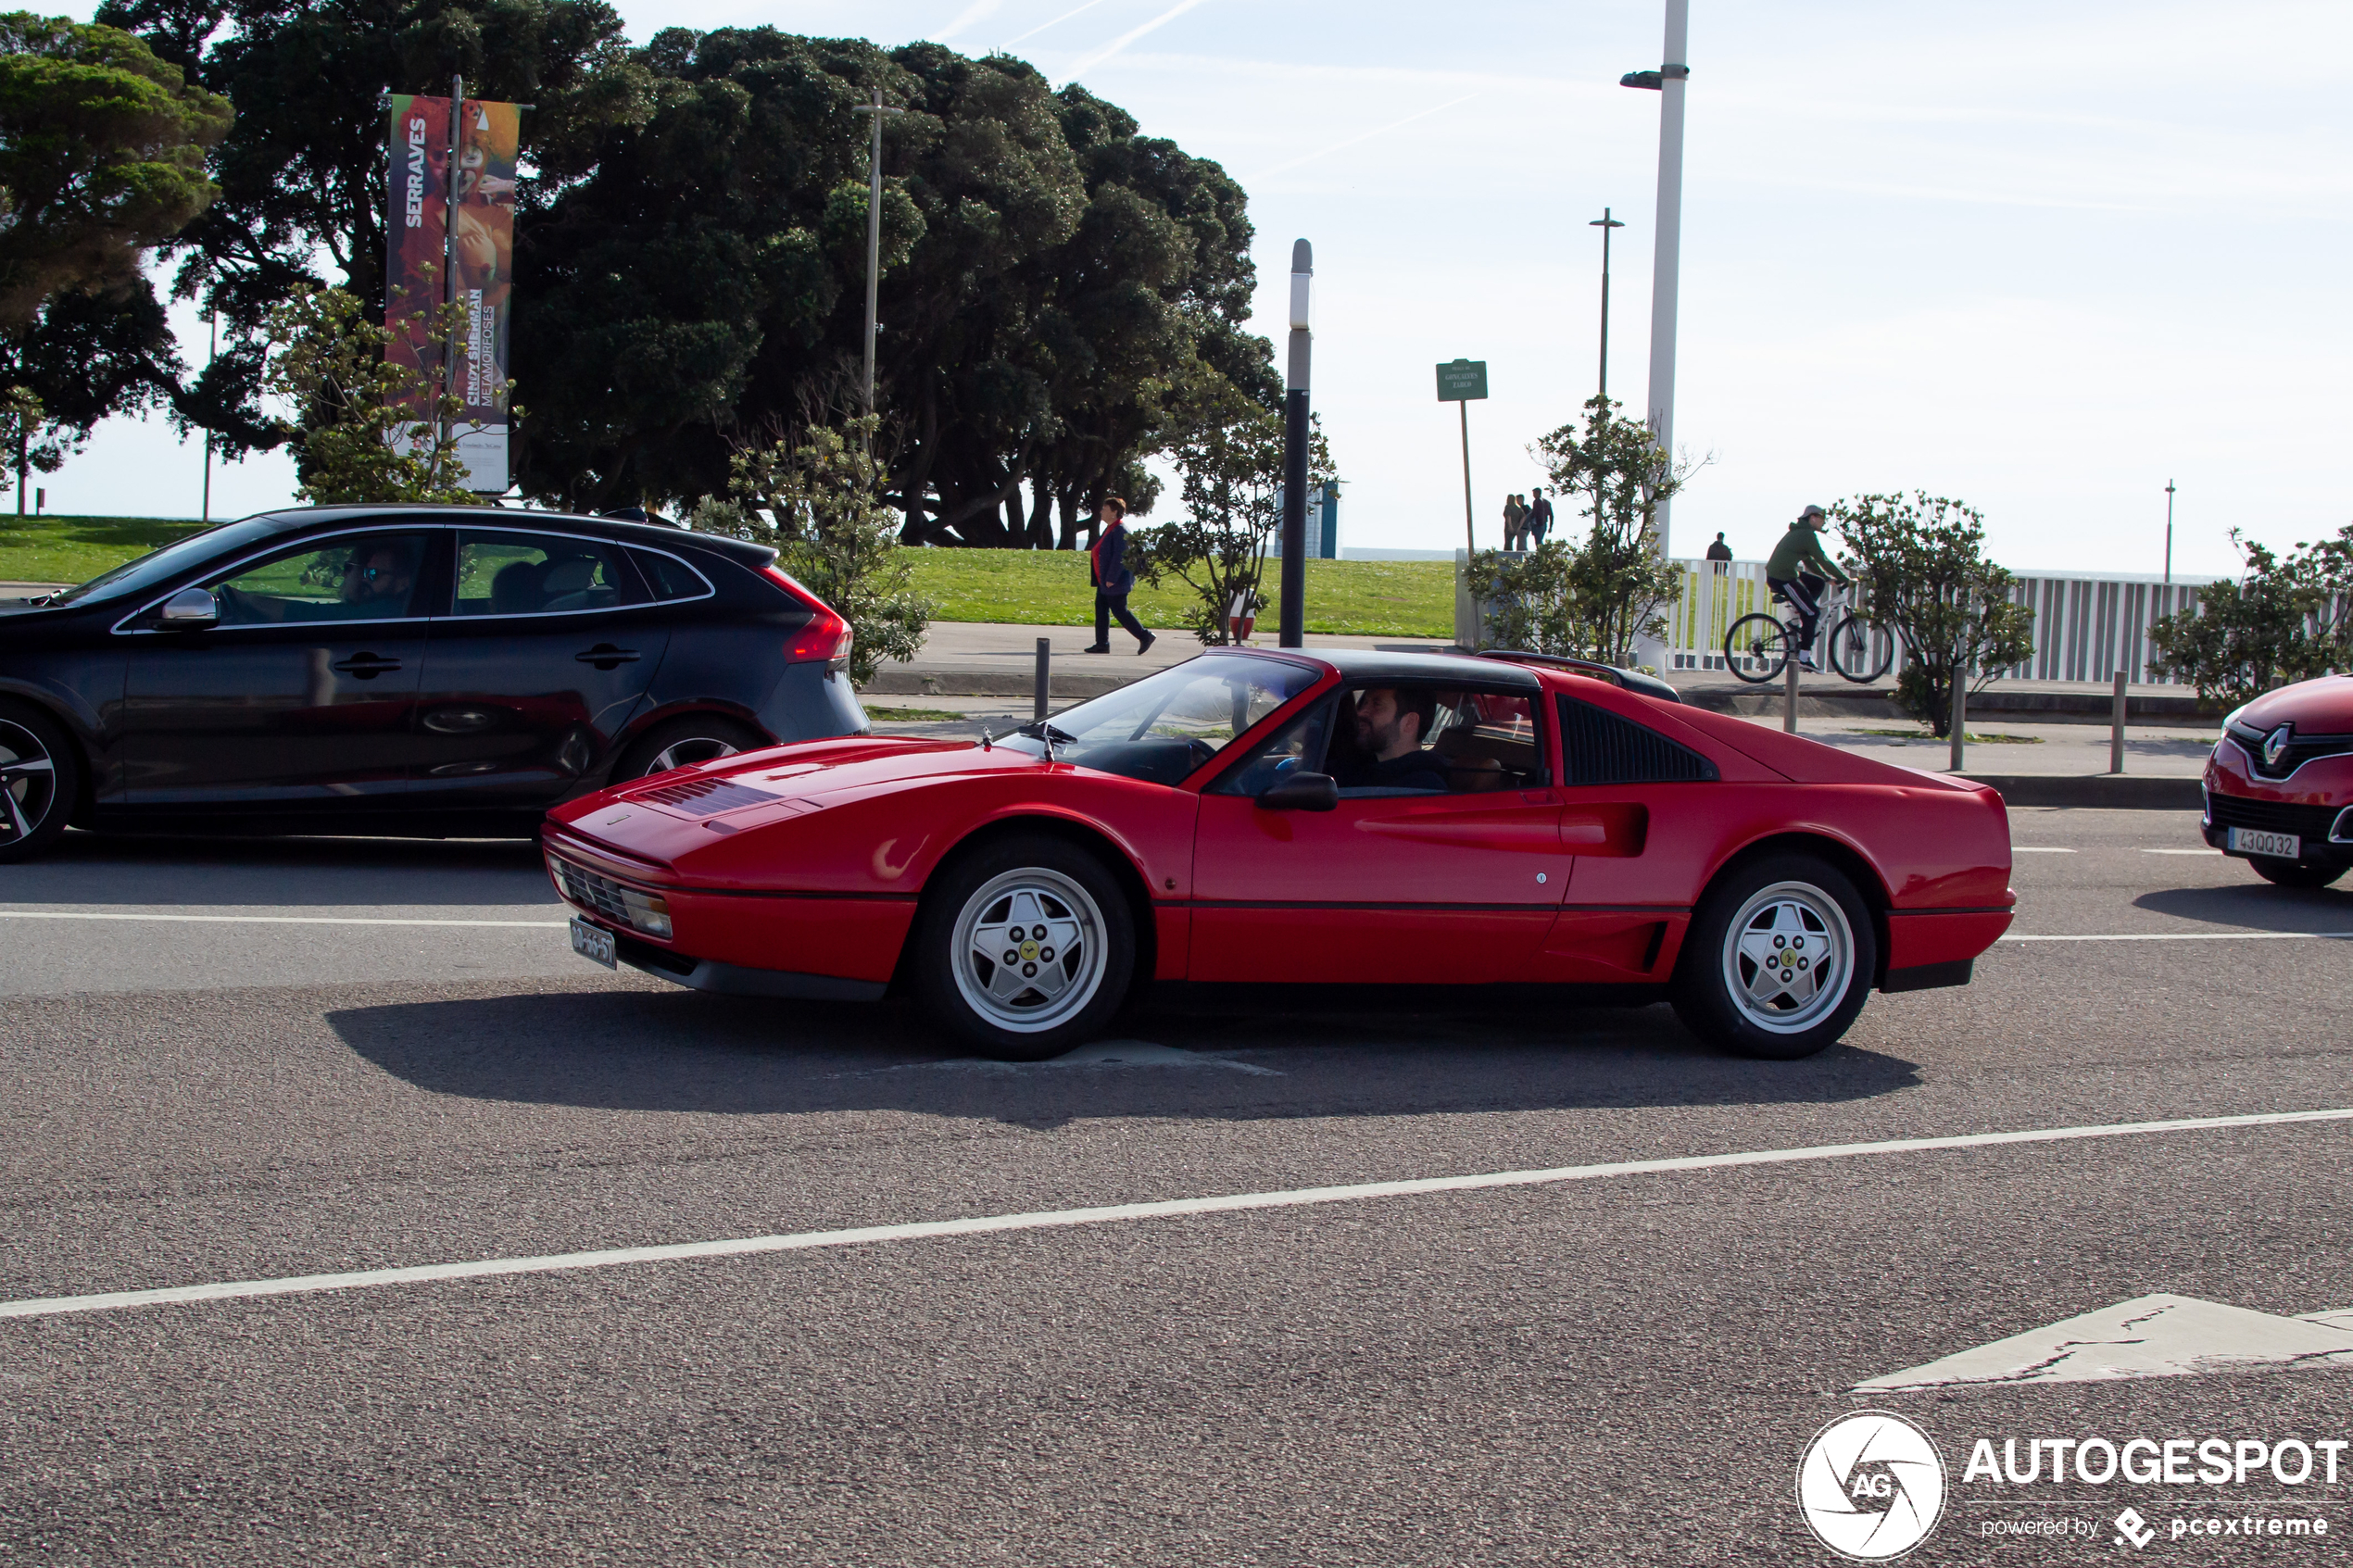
2264,724,2292,769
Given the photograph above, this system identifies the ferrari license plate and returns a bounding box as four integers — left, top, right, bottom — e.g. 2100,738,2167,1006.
2229,826,2300,859
571,916,617,969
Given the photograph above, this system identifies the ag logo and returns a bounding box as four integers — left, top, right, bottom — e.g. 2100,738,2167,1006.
1796,1411,1947,1561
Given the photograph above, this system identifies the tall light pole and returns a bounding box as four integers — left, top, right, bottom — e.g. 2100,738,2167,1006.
2163,479,2176,587
201,308,216,523
851,89,904,451
1277,239,1313,648
1590,207,1624,402
1622,0,1689,560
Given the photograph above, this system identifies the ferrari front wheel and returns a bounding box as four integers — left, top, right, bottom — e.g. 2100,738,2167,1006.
913,833,1135,1060
1672,854,1876,1060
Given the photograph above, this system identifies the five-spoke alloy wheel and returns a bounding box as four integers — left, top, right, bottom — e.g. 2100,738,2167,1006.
0,699,80,863
613,715,765,782
1673,853,1875,1059
913,833,1135,1060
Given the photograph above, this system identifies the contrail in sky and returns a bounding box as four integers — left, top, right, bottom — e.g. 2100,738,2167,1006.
1247,90,1484,181
1006,0,1111,45
934,0,1002,43
1063,0,1210,79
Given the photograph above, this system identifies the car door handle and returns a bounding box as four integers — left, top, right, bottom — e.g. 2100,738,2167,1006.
575,645,640,669
331,654,403,679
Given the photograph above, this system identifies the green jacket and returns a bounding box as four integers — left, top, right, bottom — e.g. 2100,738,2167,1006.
1765,522,1850,583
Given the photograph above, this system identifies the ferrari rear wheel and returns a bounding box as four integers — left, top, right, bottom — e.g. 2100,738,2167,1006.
914,833,1135,1060
1672,854,1876,1060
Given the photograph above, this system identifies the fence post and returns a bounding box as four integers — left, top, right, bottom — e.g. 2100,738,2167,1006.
1033,637,1050,721
1949,668,1968,773
1783,645,1800,734
2109,668,2127,774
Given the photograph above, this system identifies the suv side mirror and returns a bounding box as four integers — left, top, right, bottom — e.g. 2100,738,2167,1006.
157,586,219,629
1256,771,1338,811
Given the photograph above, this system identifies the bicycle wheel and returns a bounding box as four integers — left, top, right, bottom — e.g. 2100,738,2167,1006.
1826,613,1894,684
1724,613,1792,685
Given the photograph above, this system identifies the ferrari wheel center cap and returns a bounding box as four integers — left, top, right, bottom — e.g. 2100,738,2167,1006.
1021,941,1038,960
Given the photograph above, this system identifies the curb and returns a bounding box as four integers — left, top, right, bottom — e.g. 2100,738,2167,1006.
1964,773,2202,809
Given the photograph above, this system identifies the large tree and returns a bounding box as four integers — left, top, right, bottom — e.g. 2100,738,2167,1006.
0,13,228,327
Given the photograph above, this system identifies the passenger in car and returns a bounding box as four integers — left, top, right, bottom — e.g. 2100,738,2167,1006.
1338,687,1449,793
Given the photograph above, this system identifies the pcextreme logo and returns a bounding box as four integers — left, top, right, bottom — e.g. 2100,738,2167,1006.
1797,1411,1948,1561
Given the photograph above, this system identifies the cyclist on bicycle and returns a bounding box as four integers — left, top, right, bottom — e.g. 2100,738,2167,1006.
1765,504,1851,671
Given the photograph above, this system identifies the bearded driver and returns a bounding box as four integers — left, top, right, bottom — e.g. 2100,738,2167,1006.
1339,687,1449,792
1765,505,1852,672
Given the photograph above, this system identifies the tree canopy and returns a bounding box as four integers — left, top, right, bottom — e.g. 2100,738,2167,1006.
85,5,1273,544
0,12,229,327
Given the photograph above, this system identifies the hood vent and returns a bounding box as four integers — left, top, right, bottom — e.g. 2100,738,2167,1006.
634,776,780,817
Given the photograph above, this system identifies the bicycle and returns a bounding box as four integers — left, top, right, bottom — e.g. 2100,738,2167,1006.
1723,581,1894,685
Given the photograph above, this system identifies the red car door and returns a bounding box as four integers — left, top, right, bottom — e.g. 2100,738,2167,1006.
1189,687,1568,984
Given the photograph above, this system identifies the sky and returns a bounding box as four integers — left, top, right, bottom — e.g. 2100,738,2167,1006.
48,0,2353,578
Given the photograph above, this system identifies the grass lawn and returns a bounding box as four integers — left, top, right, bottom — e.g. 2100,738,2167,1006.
907,550,1454,639
0,514,214,587
0,514,1460,640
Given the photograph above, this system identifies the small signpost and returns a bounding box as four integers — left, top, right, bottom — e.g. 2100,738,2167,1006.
1436,358,1488,555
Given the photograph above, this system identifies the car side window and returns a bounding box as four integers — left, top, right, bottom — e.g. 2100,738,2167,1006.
1209,695,1338,797
628,547,714,602
1555,696,1718,786
1327,685,1546,797
208,533,430,625
455,531,641,617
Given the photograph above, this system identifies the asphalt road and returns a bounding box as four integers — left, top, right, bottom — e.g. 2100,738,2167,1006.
5,809,2352,1564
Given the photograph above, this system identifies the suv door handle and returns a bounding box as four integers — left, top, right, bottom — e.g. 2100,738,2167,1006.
331,653,403,679
576,645,640,669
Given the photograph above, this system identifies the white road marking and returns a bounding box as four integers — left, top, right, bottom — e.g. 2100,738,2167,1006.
2002,931,2353,943
0,909,563,929
4,1105,2350,1323
2012,847,2077,853
2142,847,2221,855
1858,1293,2353,1390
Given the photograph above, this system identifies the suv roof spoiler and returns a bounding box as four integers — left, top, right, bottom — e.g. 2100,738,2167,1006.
1475,650,1684,705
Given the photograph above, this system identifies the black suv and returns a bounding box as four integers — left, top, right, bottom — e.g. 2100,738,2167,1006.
0,506,870,859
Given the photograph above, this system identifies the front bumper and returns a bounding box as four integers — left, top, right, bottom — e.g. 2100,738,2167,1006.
603,923,887,1001
2200,760,2353,869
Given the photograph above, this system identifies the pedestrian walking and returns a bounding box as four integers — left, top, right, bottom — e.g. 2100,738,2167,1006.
1082,495,1154,656
1525,487,1554,546
1764,504,1852,672
1502,493,1528,551
1705,531,1732,564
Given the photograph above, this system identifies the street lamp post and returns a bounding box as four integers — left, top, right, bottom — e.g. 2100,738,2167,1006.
1277,239,1313,648
1590,207,1624,402
1622,0,1690,561
851,90,904,449
2163,479,2176,588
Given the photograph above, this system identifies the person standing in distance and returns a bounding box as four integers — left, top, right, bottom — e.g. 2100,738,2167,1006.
1705,531,1733,564
1502,493,1528,551
1082,495,1154,656
1765,504,1852,671
1525,487,1555,547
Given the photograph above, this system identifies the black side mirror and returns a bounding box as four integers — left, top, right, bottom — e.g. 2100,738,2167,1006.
1256,771,1338,811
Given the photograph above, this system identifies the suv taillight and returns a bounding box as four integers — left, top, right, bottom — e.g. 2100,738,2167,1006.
763,566,853,671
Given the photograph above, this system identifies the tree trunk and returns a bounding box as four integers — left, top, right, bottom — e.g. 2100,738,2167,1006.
1026,480,1055,549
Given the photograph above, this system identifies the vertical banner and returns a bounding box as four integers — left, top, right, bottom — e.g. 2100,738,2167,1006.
384,93,520,492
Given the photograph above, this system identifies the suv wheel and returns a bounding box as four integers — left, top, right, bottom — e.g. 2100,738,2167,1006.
0,699,80,863
1673,854,1877,1060
912,833,1135,1060
614,715,767,782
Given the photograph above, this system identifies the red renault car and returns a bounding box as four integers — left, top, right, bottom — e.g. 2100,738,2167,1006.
2204,674,2353,888
542,649,2015,1060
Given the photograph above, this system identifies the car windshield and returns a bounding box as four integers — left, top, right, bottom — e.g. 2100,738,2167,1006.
44,518,283,608
1000,652,1323,786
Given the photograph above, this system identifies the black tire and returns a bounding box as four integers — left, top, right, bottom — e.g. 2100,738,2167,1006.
1826,613,1894,684
2250,858,2347,890
612,714,768,783
1672,853,1877,1060
1724,613,1791,685
911,832,1136,1061
0,698,81,863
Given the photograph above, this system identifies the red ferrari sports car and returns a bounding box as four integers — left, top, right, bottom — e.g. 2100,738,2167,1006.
541,649,2014,1060
2203,674,2353,888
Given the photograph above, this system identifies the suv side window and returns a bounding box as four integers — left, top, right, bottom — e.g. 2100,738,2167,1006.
208,533,431,626
628,547,715,602
454,531,643,617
